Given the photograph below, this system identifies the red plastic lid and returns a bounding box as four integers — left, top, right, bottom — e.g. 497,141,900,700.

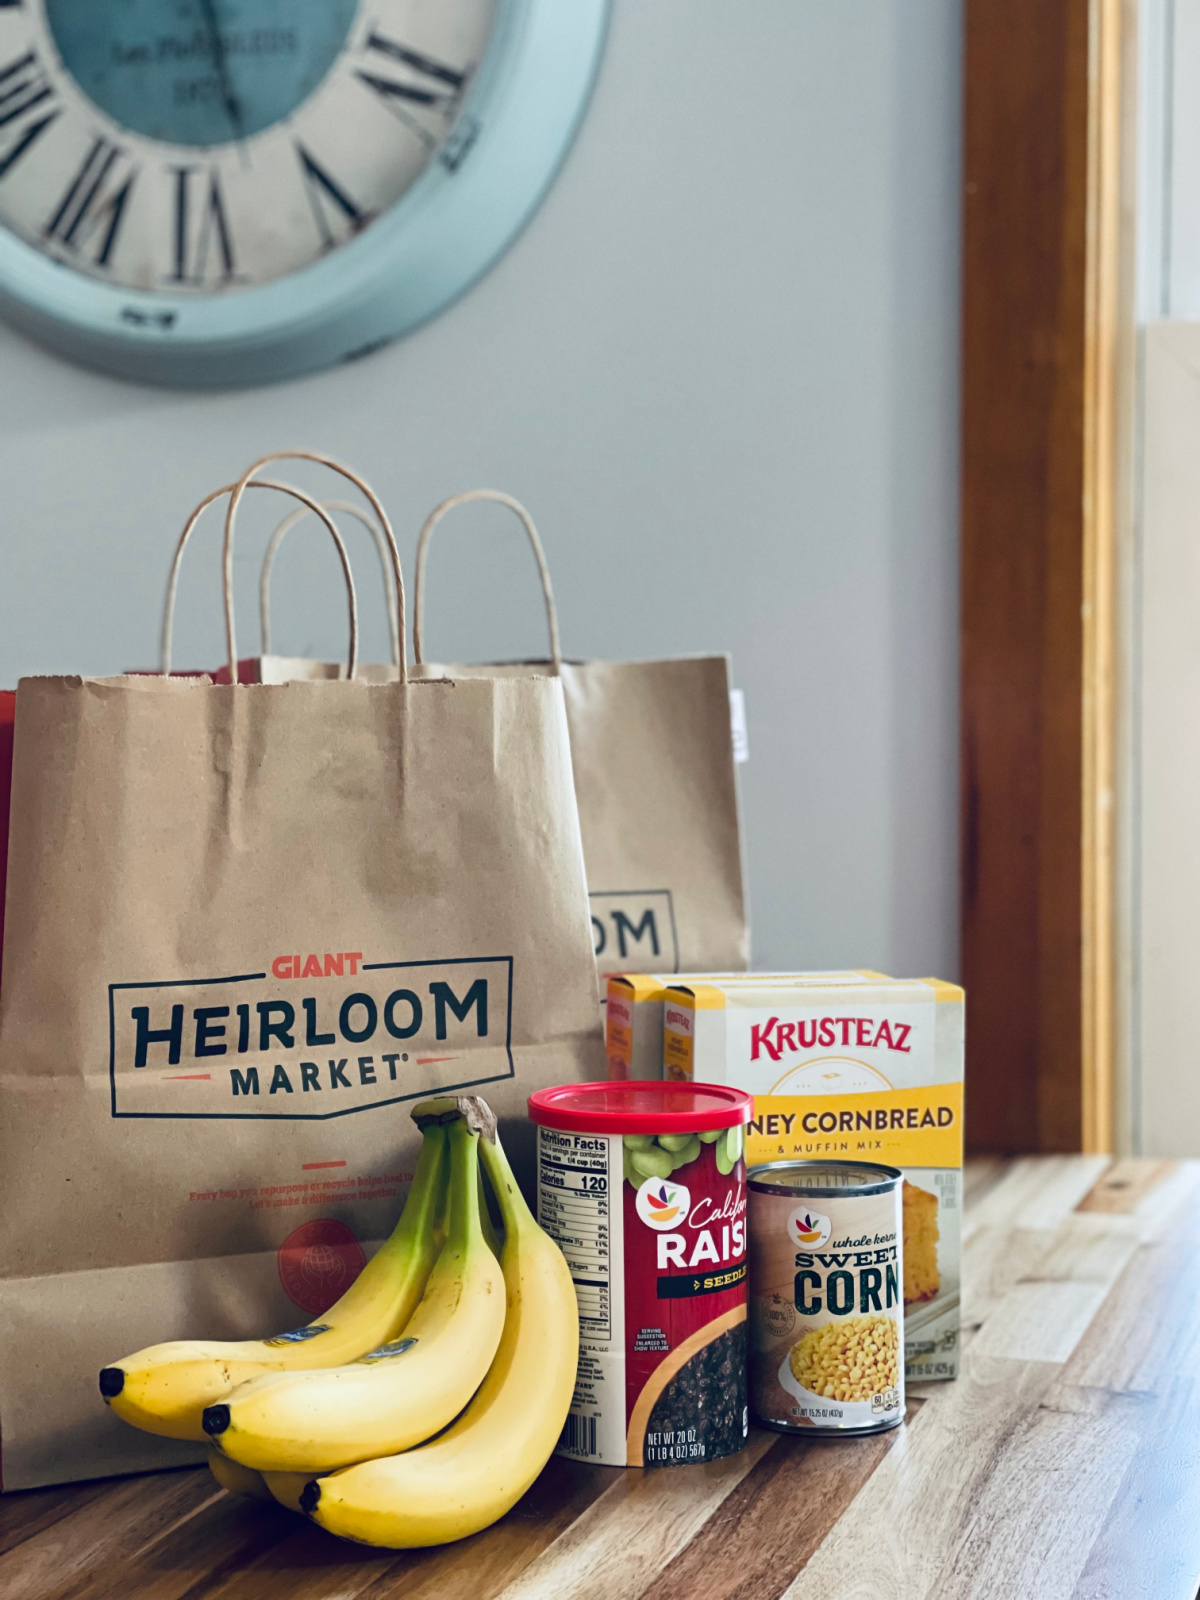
528,1080,752,1134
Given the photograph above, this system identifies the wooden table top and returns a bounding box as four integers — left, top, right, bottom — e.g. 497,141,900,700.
3,1154,1199,1600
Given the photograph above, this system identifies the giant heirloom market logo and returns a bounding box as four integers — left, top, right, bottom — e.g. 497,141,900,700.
107,953,514,1120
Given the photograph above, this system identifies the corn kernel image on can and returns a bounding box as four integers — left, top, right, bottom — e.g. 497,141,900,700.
748,1160,904,1435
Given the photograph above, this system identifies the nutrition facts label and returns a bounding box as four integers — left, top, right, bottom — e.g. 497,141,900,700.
537,1131,613,1340
536,1127,627,1464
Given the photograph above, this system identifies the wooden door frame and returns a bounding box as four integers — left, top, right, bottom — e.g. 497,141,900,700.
961,0,1137,1154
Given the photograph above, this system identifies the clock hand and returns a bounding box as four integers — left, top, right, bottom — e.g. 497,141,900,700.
198,0,244,142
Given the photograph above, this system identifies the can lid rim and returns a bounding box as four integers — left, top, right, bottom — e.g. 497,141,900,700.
746,1159,903,1196
528,1080,752,1132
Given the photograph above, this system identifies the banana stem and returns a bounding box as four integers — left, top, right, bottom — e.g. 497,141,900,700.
386,1123,447,1251
443,1117,483,1251
411,1096,496,1142
477,1165,503,1258
478,1133,536,1238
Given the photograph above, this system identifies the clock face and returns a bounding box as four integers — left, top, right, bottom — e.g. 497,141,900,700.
0,0,496,293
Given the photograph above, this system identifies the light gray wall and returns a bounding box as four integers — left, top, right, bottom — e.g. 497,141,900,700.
0,0,963,980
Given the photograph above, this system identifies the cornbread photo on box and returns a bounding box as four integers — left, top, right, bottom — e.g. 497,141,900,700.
662,973,963,1382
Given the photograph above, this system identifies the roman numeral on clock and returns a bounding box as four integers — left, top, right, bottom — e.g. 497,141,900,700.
356,32,468,146
0,48,59,182
44,135,137,267
295,142,370,251
170,165,236,284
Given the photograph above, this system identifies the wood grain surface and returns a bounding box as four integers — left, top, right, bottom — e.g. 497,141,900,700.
2,1158,1198,1600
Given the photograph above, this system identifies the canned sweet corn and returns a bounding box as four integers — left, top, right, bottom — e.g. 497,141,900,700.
748,1160,904,1436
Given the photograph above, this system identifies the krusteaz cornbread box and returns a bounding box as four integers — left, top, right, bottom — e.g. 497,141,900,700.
606,972,794,1078
662,972,964,1382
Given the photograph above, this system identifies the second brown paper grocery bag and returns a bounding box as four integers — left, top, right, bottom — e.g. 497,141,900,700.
0,454,603,1490
412,490,749,978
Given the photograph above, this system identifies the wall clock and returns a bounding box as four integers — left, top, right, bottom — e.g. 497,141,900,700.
0,0,607,386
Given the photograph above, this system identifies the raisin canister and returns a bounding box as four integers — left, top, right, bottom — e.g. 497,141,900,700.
529,1080,752,1467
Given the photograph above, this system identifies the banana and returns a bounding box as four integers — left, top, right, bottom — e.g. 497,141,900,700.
207,1449,310,1514
99,1123,447,1441
206,1447,276,1504
479,1162,503,1258
203,1111,505,1473
263,1471,313,1513
302,1121,579,1549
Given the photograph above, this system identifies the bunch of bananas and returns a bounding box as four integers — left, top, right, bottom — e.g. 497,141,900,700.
622,1123,744,1185
99,1096,579,1548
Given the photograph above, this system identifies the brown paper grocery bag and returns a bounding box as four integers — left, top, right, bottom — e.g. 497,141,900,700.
413,491,749,978
0,454,602,1490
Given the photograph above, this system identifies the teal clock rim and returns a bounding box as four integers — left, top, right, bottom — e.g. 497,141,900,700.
0,0,609,388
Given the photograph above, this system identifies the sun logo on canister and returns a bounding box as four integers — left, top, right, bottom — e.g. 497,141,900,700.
636,1177,692,1231
787,1206,832,1249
